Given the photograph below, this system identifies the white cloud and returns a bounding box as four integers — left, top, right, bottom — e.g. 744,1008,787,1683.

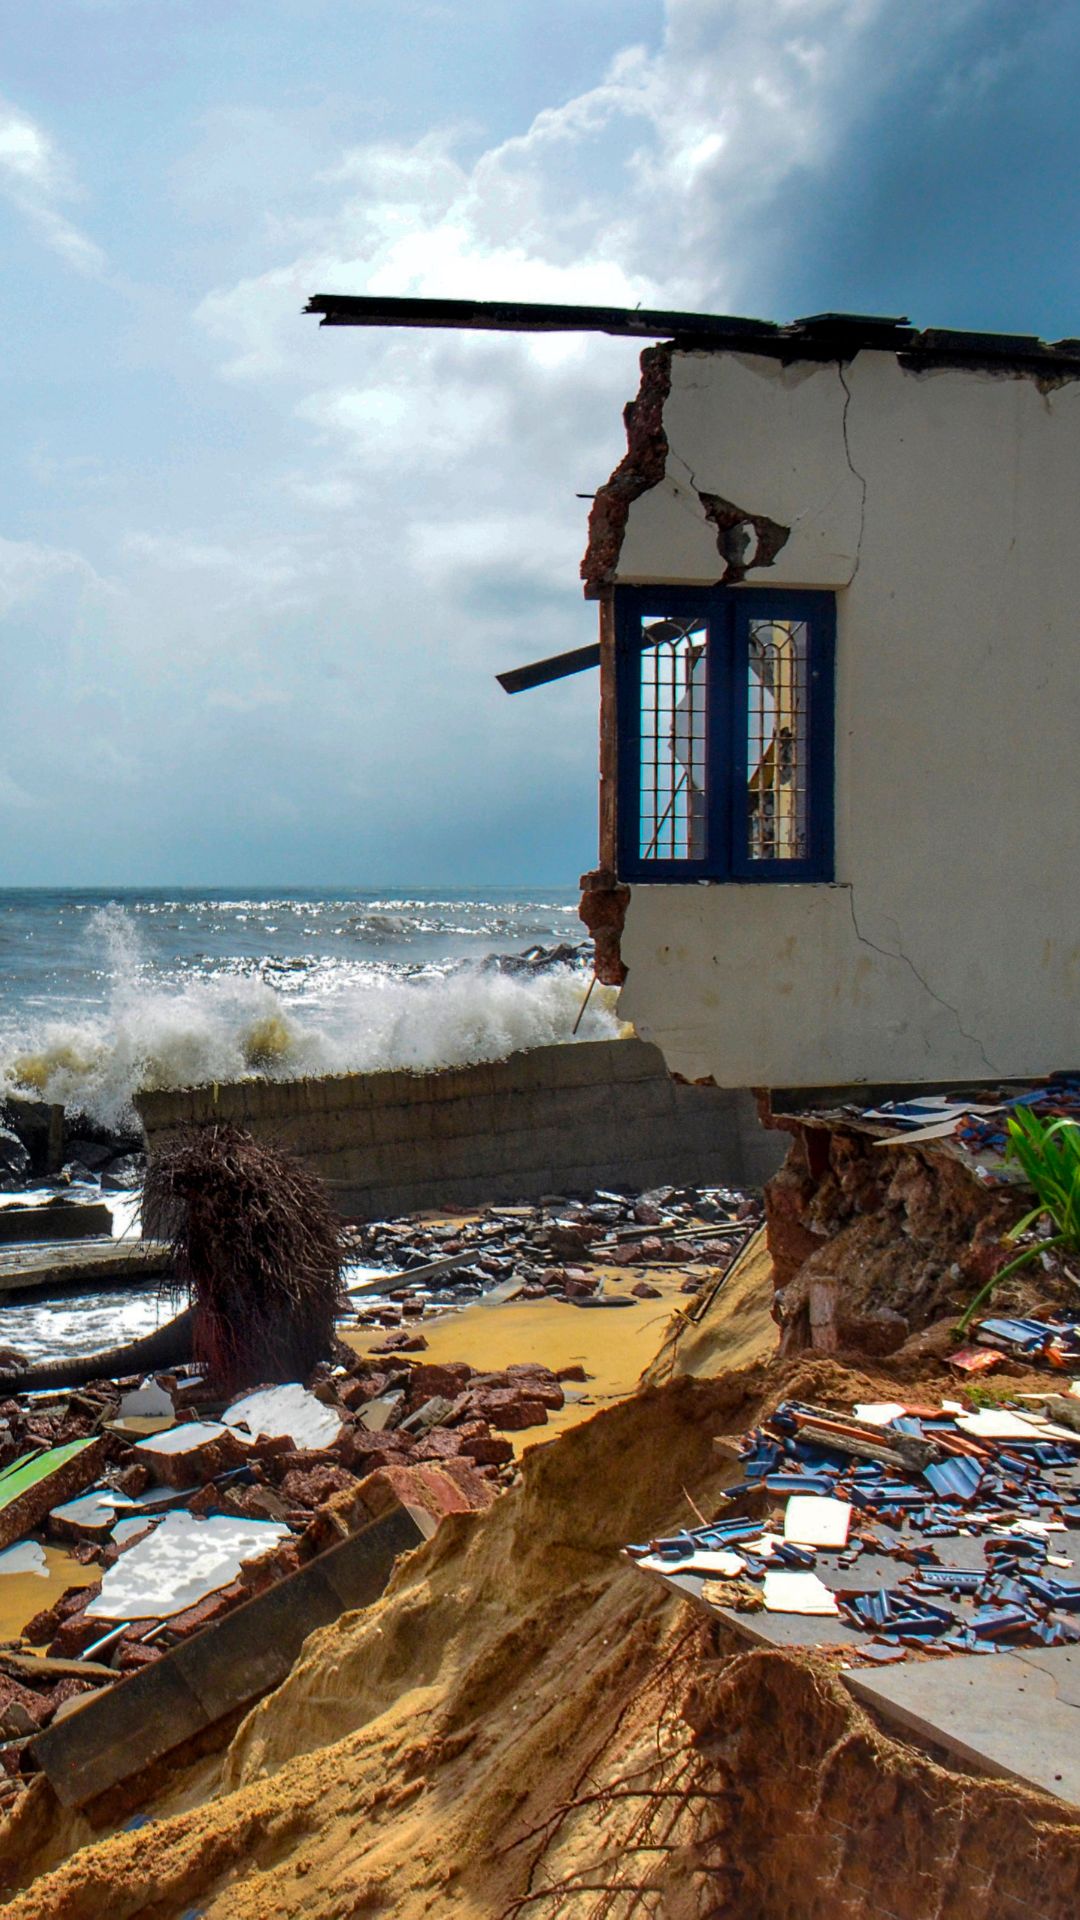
0,98,105,275
122,531,302,592
0,534,111,615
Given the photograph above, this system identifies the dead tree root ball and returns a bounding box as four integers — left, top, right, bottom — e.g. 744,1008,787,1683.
141,1126,348,1395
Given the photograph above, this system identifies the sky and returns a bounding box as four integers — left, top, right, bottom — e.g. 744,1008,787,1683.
2,0,1079,888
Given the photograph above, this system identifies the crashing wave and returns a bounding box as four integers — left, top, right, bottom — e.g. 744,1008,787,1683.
0,907,620,1134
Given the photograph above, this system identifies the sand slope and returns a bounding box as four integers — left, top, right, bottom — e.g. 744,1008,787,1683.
4,1246,1079,1919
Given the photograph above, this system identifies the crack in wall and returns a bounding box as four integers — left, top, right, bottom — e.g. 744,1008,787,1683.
666,450,791,584
836,362,868,585
844,885,1000,1074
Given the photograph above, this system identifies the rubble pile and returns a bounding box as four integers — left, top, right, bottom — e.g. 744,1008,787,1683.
350,1181,759,1322
0,1334,582,1809
629,1370,1080,1660
761,1088,1079,1358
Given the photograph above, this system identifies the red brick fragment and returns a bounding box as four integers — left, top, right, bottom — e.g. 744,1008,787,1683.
280,1464,357,1508
164,1580,246,1639
403,1362,473,1404
24,1582,98,1649
115,1641,164,1673
412,1428,465,1463
457,1431,514,1467
356,1459,497,1531
114,1463,152,1497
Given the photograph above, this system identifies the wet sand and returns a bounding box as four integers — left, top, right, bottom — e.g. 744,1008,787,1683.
343,1266,691,1451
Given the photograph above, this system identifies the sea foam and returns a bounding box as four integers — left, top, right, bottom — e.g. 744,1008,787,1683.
0,905,620,1133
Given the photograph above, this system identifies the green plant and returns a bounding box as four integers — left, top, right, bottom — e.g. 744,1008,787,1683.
955,1109,1080,1334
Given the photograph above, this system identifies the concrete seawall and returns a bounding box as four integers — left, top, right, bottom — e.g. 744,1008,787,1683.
135,1039,784,1217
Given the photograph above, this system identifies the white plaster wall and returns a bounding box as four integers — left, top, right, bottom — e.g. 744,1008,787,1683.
615,348,1080,1086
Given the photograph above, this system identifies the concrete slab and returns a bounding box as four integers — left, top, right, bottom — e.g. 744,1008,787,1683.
30,1504,423,1808
845,1652,1080,1806
639,1564,868,1649
0,1203,113,1247
0,1238,170,1295
1014,1645,1080,1708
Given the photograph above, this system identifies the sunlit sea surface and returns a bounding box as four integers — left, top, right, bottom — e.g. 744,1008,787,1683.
0,886,615,1132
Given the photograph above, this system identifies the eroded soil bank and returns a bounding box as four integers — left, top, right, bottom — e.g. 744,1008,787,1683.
3,1259,1077,1919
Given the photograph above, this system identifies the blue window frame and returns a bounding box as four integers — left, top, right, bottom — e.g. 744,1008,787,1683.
615,585,835,883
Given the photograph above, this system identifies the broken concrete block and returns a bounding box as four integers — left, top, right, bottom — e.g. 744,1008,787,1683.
224,1383,343,1452
0,1540,48,1579
30,1507,425,1809
0,1678,49,1739
85,1511,292,1621
133,1421,251,1488
47,1490,124,1546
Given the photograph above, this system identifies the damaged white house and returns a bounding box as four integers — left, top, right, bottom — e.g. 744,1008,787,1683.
307,298,1080,1091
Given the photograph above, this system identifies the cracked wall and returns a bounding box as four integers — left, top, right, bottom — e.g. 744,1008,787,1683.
599,346,1080,1086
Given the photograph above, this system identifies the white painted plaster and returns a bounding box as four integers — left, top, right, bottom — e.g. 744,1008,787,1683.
615,348,1080,1085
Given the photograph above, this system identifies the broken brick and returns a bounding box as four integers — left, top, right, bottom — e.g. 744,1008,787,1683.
403,1362,474,1404
356,1459,497,1532
280,1464,358,1509
24,1582,98,1649
369,1331,428,1355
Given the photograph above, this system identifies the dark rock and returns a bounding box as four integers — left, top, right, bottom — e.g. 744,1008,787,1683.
64,1139,115,1172
548,1222,600,1258
630,1281,663,1298
633,1203,663,1226
0,1128,31,1191
370,1331,428,1354
100,1154,146,1190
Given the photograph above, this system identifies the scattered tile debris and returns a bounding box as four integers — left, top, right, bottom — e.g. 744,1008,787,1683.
627,1388,1080,1666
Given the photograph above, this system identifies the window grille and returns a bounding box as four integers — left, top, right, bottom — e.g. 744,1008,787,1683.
615,587,834,883
637,615,708,863
746,618,810,864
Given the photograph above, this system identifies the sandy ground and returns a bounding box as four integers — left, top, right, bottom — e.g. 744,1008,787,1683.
345,1267,706,1450
3,1236,1077,1919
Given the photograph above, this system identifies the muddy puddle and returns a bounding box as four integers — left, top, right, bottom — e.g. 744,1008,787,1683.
0,1542,100,1643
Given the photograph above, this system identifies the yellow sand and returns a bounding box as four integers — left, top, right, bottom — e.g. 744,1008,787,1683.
343,1268,691,1450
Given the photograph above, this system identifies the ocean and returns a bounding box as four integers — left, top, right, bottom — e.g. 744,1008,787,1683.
0,886,617,1132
